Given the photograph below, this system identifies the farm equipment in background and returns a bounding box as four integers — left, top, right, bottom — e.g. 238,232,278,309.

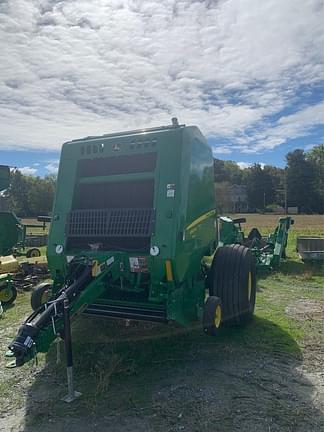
8,120,257,402
0,273,17,307
0,214,50,305
0,211,49,258
297,236,324,263
218,215,294,272
0,166,50,306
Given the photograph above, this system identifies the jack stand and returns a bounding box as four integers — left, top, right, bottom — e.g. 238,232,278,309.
61,297,81,403
56,338,61,365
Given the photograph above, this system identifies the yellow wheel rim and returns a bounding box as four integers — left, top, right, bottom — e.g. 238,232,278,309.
0,288,13,303
248,271,252,302
30,250,40,257
214,304,222,329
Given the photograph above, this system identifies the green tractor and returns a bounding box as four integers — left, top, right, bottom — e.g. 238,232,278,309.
9,120,257,398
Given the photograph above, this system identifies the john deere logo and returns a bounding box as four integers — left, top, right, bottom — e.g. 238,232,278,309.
112,144,120,151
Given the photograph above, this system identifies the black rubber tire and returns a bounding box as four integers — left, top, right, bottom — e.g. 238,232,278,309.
0,285,17,306
31,283,51,311
209,245,256,325
203,296,223,336
26,248,41,258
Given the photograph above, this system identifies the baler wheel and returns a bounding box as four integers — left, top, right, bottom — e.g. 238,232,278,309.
203,296,223,336
0,285,17,306
26,248,41,258
209,244,256,325
31,283,51,311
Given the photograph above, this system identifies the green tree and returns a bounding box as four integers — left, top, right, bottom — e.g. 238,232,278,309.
263,165,285,207
245,164,275,210
27,175,56,216
214,159,242,184
286,149,315,213
306,144,324,213
5,170,56,217
5,170,31,216
214,181,231,213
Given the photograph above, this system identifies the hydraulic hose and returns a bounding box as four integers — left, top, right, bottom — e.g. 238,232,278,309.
9,262,93,366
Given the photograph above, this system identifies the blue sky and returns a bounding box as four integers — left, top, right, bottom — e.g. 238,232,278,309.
1,0,324,176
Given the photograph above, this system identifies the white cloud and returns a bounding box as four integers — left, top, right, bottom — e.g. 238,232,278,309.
19,166,37,175
0,0,323,154
237,161,265,169
45,160,59,174
304,143,317,151
213,145,232,155
237,162,252,170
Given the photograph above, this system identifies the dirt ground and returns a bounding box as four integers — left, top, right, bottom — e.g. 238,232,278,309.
1,312,323,432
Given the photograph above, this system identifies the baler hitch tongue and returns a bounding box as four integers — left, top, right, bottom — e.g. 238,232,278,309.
7,260,94,367
8,323,39,367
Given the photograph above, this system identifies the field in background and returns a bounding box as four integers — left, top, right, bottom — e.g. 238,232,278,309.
231,213,323,233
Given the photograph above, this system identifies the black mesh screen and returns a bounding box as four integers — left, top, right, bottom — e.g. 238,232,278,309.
73,180,154,210
68,178,155,251
67,208,155,238
77,153,157,177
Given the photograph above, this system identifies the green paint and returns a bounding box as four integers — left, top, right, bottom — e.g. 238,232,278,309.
0,165,10,192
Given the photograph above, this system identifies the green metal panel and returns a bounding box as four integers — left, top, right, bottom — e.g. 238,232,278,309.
0,165,10,192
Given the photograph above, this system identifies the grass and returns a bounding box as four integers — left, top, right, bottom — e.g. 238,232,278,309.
0,214,323,426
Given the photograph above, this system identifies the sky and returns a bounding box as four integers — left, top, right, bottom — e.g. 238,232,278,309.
0,0,324,176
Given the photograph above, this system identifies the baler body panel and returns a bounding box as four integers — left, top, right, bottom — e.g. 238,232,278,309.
47,124,216,324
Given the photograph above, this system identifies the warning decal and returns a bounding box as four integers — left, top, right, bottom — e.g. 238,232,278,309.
129,257,148,273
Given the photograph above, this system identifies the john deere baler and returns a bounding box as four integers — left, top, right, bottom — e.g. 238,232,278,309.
9,121,256,372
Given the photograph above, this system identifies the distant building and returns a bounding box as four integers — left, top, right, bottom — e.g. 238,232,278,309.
288,206,298,214
229,184,248,213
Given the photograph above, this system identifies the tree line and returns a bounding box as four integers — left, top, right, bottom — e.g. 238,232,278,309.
2,170,56,217
215,144,324,214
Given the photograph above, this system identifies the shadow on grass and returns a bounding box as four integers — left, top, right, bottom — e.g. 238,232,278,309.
20,314,324,432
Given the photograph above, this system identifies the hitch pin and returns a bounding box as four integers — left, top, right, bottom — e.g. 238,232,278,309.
32,343,38,368
51,316,57,336
51,301,59,336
